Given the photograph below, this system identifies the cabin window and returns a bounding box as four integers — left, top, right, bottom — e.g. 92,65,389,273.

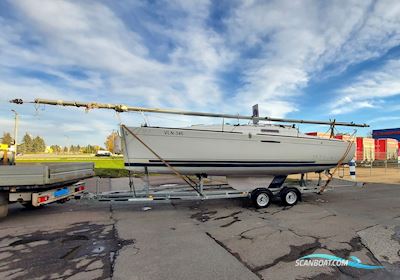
260,129,279,133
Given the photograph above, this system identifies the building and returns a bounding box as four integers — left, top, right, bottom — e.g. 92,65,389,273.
305,132,331,138
372,128,400,141
374,138,398,160
356,137,375,162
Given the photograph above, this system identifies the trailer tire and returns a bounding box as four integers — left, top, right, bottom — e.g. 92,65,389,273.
251,189,272,208
0,193,8,219
280,188,301,206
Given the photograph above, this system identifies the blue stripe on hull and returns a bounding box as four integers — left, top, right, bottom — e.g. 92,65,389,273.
148,160,315,164
125,162,337,168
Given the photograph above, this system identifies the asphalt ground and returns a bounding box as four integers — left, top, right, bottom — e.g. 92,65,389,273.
0,177,399,280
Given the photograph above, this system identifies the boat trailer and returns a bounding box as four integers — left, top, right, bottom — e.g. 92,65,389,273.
81,173,324,209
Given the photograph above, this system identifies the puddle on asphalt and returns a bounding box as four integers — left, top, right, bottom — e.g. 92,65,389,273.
190,210,218,222
0,222,133,279
92,245,105,254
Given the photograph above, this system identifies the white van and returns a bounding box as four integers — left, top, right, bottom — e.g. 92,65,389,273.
95,150,112,157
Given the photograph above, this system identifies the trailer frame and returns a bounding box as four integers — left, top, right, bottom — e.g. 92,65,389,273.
82,171,322,208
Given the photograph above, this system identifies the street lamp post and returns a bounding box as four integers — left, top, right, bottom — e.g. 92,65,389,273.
11,110,18,156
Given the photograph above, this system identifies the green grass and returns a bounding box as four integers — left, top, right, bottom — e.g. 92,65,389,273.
94,168,131,178
16,156,126,177
17,156,124,169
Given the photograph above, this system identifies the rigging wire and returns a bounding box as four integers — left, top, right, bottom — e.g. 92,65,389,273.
115,111,122,125
318,129,357,193
140,111,149,126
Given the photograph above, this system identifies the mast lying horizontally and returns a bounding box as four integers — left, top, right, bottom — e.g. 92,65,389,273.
9,98,369,128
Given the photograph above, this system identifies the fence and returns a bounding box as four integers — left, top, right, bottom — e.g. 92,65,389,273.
338,160,400,184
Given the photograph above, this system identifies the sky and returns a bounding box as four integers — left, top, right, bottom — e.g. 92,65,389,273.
1,0,400,146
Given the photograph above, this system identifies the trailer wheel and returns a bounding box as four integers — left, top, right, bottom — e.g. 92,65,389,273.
0,193,8,219
251,189,272,208
280,188,301,206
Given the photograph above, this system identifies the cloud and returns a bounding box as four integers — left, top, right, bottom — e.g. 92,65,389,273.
322,0,400,72
369,116,400,124
11,0,156,74
331,100,376,115
224,0,324,116
331,59,400,114
224,0,400,116
0,0,235,145
1,0,400,145
4,0,232,109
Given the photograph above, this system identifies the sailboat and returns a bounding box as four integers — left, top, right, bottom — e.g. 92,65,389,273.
10,99,366,199
121,123,355,176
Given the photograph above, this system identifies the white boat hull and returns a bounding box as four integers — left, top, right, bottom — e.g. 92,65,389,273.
121,126,355,176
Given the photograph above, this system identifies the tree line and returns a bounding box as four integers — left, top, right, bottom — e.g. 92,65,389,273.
1,132,102,154
49,144,100,154
1,132,46,153
1,131,118,154
20,133,46,153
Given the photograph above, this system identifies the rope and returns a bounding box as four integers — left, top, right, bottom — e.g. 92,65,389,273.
318,131,357,193
121,125,202,195
34,103,41,116
128,170,137,197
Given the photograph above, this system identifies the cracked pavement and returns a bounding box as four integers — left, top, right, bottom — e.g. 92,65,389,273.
0,177,399,279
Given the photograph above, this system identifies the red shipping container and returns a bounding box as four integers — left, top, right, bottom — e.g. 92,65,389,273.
355,137,375,161
306,132,331,138
375,138,398,160
375,139,386,160
356,137,363,161
387,139,398,159
334,135,352,141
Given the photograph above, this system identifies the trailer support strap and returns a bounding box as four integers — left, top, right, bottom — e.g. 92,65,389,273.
121,125,202,196
319,134,356,193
